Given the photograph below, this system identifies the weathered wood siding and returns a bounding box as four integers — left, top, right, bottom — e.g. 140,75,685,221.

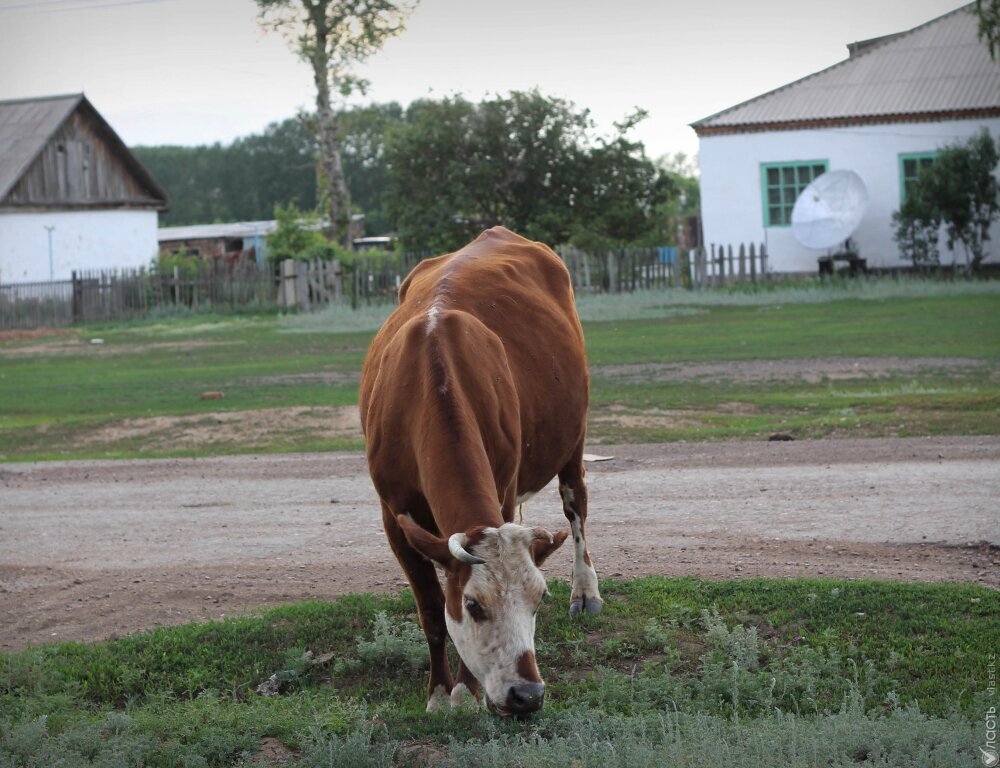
4,110,161,209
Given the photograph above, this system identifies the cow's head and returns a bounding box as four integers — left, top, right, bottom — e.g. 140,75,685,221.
398,519,567,716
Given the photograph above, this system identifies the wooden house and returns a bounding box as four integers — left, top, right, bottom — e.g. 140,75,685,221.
0,93,168,283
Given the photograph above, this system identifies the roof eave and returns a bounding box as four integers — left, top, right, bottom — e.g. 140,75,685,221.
692,107,1000,137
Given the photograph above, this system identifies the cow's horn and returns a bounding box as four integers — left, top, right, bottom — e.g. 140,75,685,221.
448,533,486,565
531,527,554,544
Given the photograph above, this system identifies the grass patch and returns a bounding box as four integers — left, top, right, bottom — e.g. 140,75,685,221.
1,286,998,461
1,577,995,766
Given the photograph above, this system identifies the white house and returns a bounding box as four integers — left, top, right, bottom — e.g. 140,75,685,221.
691,3,1000,274
0,94,168,284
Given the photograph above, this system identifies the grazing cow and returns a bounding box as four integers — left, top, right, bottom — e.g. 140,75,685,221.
359,227,602,716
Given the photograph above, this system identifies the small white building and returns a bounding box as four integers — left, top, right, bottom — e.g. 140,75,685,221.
0,94,168,284
692,3,1000,273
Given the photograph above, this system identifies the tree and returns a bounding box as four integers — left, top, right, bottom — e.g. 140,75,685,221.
384,91,666,253
975,0,1000,60
893,129,1000,272
571,110,671,250
339,102,404,236
256,0,413,247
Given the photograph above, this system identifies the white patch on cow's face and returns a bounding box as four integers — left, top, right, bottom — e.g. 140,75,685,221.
444,524,549,713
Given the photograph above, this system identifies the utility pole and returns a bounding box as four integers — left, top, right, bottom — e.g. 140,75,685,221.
44,225,55,280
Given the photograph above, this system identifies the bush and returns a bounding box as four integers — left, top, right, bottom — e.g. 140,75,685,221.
893,129,1000,271
267,203,350,263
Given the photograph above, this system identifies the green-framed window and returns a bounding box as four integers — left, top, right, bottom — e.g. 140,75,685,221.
899,152,937,203
760,160,828,227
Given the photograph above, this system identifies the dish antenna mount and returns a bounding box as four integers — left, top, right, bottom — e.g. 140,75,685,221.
791,170,869,251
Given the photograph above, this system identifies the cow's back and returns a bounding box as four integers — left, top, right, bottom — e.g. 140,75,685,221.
360,227,588,500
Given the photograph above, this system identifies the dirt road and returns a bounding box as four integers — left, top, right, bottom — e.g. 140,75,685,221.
1,435,997,650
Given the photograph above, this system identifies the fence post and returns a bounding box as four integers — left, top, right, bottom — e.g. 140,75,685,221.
606,251,618,293
71,271,81,323
278,259,297,308
760,243,768,279
331,259,343,302
677,249,689,289
738,244,746,282
749,243,757,283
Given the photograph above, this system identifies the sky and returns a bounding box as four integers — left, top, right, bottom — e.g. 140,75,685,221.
0,0,971,162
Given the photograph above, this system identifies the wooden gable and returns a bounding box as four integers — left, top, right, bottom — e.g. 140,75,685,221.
0,96,168,211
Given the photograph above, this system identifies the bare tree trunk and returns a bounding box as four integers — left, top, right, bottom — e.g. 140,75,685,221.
306,2,352,249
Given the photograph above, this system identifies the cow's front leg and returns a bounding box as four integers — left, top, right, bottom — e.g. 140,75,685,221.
558,452,603,616
450,659,481,707
381,504,454,710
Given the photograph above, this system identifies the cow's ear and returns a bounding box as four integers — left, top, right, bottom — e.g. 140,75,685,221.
531,529,568,567
397,516,454,568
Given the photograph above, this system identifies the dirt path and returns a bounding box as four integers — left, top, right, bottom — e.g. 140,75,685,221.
1,436,997,650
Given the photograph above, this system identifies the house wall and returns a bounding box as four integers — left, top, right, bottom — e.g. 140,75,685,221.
0,209,158,284
698,118,1000,273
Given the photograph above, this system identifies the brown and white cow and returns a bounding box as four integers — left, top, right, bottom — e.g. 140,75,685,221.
359,226,602,716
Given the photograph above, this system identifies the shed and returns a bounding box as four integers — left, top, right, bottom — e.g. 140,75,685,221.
0,93,168,283
691,3,1000,273
157,220,277,265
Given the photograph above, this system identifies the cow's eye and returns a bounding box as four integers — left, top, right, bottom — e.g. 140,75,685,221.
465,598,487,622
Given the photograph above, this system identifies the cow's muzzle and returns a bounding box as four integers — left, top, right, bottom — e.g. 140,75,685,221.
506,682,545,717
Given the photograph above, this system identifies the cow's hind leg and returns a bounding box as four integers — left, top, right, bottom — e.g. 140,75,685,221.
381,502,454,710
558,446,603,615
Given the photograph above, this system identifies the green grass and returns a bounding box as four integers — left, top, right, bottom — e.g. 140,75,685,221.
2,577,996,766
1,283,998,461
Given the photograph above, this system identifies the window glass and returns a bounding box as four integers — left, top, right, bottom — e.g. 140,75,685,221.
899,153,937,203
760,160,829,227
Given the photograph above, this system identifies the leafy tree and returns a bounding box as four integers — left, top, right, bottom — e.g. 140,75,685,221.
135,119,317,226
266,202,331,261
572,110,672,249
384,91,666,252
893,129,999,272
975,0,999,60
339,102,404,236
256,0,413,247
229,118,318,218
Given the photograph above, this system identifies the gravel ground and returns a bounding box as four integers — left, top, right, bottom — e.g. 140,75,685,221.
1,435,997,650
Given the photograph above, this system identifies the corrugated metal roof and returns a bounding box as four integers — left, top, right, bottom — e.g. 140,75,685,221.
0,94,83,200
158,221,279,242
692,4,1000,133
158,214,365,242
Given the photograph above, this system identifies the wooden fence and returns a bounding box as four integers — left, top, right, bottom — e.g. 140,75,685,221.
0,244,768,330
0,262,276,330
276,252,425,311
559,243,768,291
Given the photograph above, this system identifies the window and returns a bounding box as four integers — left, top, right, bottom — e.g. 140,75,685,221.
761,160,828,227
899,152,937,203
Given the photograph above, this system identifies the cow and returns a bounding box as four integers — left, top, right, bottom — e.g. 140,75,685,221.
358,226,602,717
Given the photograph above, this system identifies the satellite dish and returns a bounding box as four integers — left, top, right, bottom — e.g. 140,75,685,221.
791,170,869,250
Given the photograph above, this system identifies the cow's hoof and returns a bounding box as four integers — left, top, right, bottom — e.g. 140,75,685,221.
570,596,603,616
450,682,479,709
426,684,450,713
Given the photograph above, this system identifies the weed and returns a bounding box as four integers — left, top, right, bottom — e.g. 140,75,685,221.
335,611,428,676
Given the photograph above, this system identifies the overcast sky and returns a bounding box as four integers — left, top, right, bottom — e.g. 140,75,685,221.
0,0,969,161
